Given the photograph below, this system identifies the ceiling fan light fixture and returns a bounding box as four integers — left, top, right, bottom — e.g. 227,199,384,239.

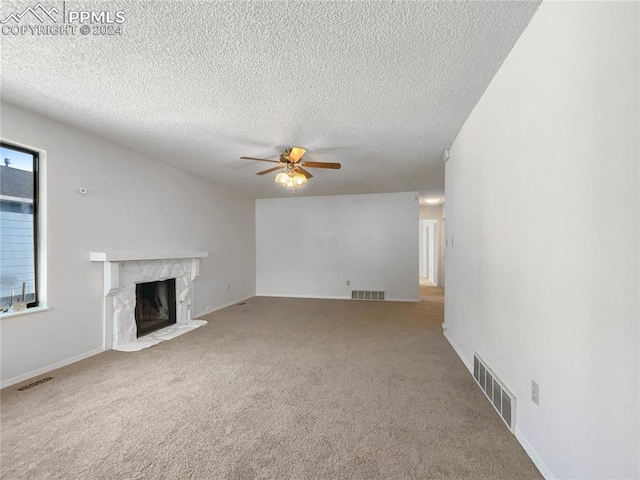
241,147,341,192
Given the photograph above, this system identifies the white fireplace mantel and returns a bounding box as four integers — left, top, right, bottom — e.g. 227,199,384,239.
91,251,208,351
90,251,208,262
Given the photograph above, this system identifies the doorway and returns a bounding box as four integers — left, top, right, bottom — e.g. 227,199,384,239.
419,219,438,286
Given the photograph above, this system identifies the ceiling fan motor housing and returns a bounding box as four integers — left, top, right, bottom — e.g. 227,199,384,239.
280,149,292,163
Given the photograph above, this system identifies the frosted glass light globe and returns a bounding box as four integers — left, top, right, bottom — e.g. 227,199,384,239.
275,172,289,184
293,173,307,186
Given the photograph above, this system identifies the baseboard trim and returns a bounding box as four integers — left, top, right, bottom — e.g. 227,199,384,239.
256,293,419,302
194,294,255,318
443,329,473,373
256,293,349,300
515,427,556,480
1,347,104,390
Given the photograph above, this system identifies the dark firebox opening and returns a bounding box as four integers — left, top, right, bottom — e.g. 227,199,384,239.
135,279,177,337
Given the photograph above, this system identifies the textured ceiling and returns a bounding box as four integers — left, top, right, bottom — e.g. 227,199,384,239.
1,0,540,198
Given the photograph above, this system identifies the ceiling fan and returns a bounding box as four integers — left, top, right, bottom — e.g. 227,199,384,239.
240,147,341,190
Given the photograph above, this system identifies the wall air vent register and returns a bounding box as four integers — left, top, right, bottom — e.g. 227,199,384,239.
351,290,385,301
473,353,516,432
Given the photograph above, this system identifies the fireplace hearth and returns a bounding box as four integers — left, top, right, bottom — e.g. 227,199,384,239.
135,279,177,337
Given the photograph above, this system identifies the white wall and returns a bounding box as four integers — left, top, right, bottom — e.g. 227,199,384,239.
444,2,639,479
0,102,256,386
256,192,419,301
418,220,426,278
419,205,442,220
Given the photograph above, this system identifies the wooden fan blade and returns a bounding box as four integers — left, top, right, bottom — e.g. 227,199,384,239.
297,167,314,179
289,147,306,163
256,166,282,175
240,156,280,164
302,161,341,169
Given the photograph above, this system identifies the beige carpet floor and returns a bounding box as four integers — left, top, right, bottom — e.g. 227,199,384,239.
1,293,541,479
420,283,443,303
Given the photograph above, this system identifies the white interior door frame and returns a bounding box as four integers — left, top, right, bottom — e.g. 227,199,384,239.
419,219,438,284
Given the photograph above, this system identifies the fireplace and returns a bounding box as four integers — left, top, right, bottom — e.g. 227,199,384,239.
90,252,208,351
135,279,177,337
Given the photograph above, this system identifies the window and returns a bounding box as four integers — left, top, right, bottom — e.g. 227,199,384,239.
0,142,39,310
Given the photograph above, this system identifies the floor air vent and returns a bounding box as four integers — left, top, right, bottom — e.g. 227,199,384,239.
351,290,385,301
17,377,53,391
473,354,516,432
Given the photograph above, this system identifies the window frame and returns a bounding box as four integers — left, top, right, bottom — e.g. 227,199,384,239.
1,141,40,308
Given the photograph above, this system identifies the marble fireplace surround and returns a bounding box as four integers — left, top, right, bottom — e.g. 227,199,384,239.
90,252,208,352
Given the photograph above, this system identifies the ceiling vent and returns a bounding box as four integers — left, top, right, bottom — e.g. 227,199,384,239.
351,290,385,301
473,353,516,432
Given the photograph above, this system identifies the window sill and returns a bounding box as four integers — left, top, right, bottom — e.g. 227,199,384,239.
0,305,49,319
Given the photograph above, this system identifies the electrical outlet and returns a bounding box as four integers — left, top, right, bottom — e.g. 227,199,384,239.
531,380,540,405
206,306,211,312
346,280,350,286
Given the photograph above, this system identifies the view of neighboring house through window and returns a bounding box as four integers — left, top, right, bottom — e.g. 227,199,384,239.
0,143,39,310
